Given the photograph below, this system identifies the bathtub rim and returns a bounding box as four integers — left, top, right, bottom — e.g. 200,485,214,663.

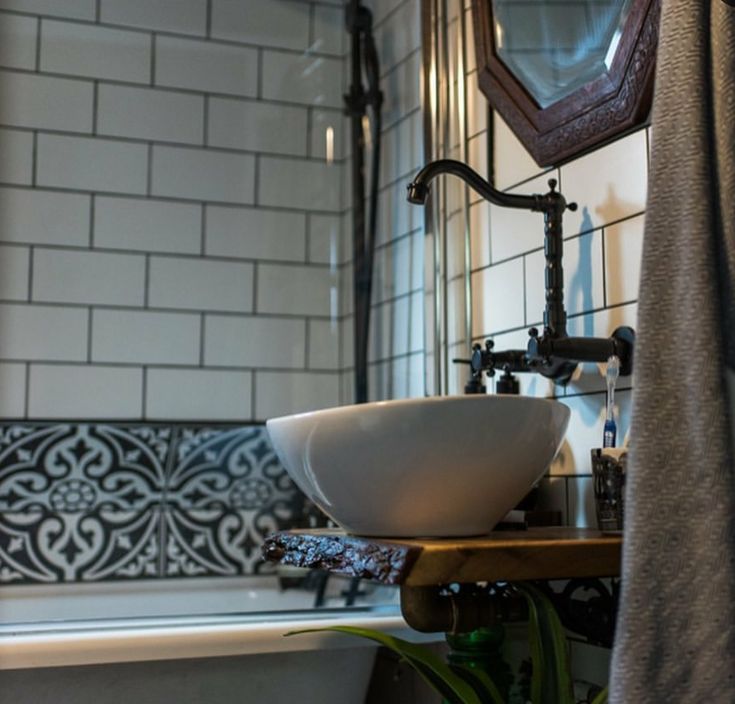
0,609,437,671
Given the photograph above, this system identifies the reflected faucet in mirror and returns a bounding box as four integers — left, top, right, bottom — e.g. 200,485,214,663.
407,159,635,392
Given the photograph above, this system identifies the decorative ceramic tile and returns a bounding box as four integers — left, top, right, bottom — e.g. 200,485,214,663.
163,426,305,576
0,424,169,513
0,509,161,584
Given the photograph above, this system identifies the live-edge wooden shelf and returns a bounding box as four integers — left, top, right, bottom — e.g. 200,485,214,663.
263,527,622,586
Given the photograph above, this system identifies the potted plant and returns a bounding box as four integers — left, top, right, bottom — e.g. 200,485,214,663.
289,583,608,704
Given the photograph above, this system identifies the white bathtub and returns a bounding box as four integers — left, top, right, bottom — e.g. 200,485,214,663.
0,576,434,704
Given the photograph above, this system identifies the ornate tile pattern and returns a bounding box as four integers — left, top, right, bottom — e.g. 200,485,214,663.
163,427,306,577
0,423,307,584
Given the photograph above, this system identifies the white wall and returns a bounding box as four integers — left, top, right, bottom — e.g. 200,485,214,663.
0,0,347,421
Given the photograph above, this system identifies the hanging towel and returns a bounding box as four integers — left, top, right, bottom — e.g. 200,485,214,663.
610,1,735,701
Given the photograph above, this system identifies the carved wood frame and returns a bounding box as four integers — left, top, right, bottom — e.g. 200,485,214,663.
471,0,661,167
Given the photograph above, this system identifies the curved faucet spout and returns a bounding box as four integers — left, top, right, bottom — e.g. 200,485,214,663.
407,159,541,211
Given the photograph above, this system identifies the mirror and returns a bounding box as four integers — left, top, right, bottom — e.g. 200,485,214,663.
472,0,660,166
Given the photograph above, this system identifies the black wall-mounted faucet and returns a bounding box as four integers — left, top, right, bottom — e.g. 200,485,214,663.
407,159,635,390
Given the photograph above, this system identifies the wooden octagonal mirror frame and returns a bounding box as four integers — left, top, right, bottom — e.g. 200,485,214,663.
471,0,661,167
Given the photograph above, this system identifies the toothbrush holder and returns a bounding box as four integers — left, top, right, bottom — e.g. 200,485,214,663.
591,447,627,533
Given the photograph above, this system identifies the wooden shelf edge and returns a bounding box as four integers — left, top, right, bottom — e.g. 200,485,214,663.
263,527,622,586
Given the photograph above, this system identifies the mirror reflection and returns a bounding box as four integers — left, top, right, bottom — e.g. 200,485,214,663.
492,0,633,108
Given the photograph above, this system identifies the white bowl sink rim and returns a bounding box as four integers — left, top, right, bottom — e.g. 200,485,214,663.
267,395,570,538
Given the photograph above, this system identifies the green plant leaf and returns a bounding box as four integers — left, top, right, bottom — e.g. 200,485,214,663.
450,663,506,704
590,686,608,704
286,626,484,704
517,584,575,704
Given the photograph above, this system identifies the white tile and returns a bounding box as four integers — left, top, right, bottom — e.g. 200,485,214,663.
0,13,37,69
208,98,307,156
37,134,148,195
32,249,146,306
563,301,637,396
100,0,207,36
211,0,309,51
262,50,343,108
466,82,487,139
445,210,468,282
376,0,420,71
372,232,423,304
551,389,632,476
97,85,204,145
146,367,251,420
568,477,596,529
29,364,143,419
254,371,339,419
312,4,343,55
259,157,341,212
0,362,26,416
0,244,28,300
94,197,202,254
537,476,567,524
470,258,524,337
308,214,340,265
308,318,339,370
0,70,93,132
309,109,345,161
382,50,421,129
92,309,200,365
376,179,421,245
0,303,87,360
561,129,648,235
490,172,554,263
467,131,488,181
605,213,644,306
379,111,423,188
447,276,467,346
152,146,255,204
525,229,604,325
256,263,335,317
0,187,90,246
0,0,94,19
148,256,254,312
0,128,32,185
155,35,257,97
493,114,546,190
469,200,491,270
206,205,306,262
40,19,151,83
204,314,305,368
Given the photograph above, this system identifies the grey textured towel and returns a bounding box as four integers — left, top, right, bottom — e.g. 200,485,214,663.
610,1,735,701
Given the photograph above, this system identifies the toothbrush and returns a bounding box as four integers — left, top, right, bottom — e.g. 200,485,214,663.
603,355,620,448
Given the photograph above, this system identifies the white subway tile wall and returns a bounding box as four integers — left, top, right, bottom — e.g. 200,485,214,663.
0,2,349,420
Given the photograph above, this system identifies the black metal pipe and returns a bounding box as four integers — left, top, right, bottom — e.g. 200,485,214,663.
407,159,541,211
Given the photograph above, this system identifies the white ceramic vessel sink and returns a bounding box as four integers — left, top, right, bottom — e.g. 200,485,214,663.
266,395,570,538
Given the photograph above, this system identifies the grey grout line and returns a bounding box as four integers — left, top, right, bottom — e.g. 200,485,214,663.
0,123,354,166
202,95,209,146
94,0,100,22
304,318,311,368
16,359,345,374
252,263,259,313
250,371,257,421
253,153,260,206
0,10,346,61
206,0,213,38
